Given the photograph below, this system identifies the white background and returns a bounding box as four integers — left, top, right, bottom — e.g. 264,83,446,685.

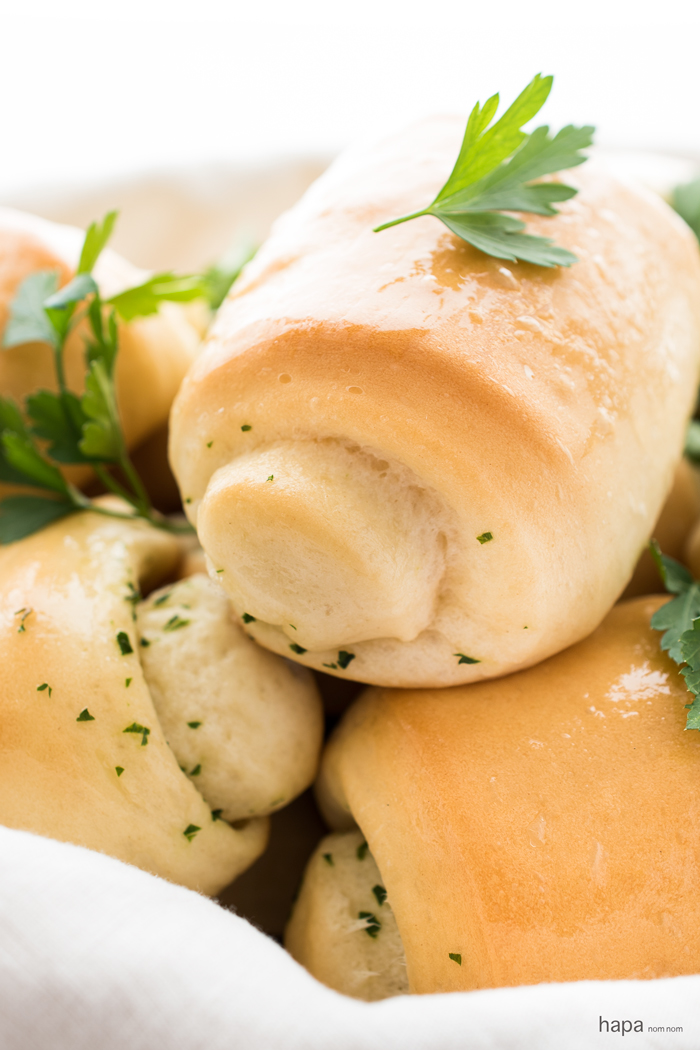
1,0,700,200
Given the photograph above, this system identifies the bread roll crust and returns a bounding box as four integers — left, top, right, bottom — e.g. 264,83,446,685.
171,118,700,687
316,597,700,992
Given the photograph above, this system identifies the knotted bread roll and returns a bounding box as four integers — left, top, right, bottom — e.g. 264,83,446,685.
170,118,700,688
0,507,322,894
0,207,200,495
289,597,700,995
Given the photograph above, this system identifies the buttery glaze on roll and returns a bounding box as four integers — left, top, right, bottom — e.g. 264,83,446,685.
301,597,700,995
170,118,700,688
0,507,323,894
0,207,200,496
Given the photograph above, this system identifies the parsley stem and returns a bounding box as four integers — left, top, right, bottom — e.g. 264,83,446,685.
373,209,429,233
92,464,136,505
119,452,152,515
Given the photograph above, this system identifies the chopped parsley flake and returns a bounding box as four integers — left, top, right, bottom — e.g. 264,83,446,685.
37,682,52,697
184,497,192,504
211,809,223,821
476,532,493,544
206,441,213,448
123,721,150,746
15,607,32,633
289,643,307,654
76,708,95,722
164,614,190,632
117,631,133,655
322,662,338,670
356,841,369,860
140,637,151,647
449,953,462,965
125,677,132,688
115,766,124,777
184,824,201,841
241,424,252,431
323,853,334,866
266,475,274,482
216,568,224,574
358,911,381,938
455,653,480,664
153,592,171,606
187,720,202,729
190,764,202,776
124,581,141,605
337,650,355,670
372,884,387,906
242,613,256,623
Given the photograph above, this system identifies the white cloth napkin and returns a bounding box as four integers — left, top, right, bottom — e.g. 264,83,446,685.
0,825,697,1050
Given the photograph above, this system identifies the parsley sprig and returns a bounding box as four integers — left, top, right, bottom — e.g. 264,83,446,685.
374,74,594,268
0,213,244,544
649,540,700,731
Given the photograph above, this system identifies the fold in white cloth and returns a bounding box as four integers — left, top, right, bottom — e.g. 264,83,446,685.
0,826,696,1049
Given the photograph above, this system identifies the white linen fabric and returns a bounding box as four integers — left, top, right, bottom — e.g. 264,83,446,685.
0,826,697,1050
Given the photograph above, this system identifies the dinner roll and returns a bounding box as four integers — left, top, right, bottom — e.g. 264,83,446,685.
0,207,200,495
285,829,408,1001
294,597,700,994
137,573,323,822
0,506,322,894
170,117,700,688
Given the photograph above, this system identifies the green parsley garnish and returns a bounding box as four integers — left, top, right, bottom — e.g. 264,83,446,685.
215,568,224,573
476,532,493,544
189,764,202,776
211,809,223,821
125,677,132,688
449,953,462,965
123,721,150,746
0,212,253,546
455,653,480,664
15,607,32,633
163,614,190,632
124,581,141,618
115,766,124,777
183,824,201,842
358,911,381,938
206,441,213,448
372,884,387,906
672,177,700,244
649,540,700,730
266,475,274,482
323,852,334,866
153,591,171,606
76,708,95,722
289,643,307,654
139,637,151,647
241,612,256,623
356,841,369,860
37,682,52,696
116,631,133,656
241,424,252,432
374,74,593,268
322,662,338,670
337,650,356,670
187,720,202,729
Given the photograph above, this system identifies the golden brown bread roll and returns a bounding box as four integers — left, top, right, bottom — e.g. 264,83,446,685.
170,118,700,688
0,506,323,894
296,597,700,994
0,207,200,495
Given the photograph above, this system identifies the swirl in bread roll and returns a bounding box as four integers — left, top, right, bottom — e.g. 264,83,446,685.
170,118,700,688
0,207,200,496
0,507,323,894
288,597,700,995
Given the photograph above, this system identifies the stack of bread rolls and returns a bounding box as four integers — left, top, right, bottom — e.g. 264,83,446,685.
166,118,700,991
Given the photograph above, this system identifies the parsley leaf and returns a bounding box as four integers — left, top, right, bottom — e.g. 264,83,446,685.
26,390,90,464
78,212,118,274
672,178,700,243
79,360,121,461
649,539,700,730
0,496,74,543
2,271,60,349
108,273,206,322
374,74,594,268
